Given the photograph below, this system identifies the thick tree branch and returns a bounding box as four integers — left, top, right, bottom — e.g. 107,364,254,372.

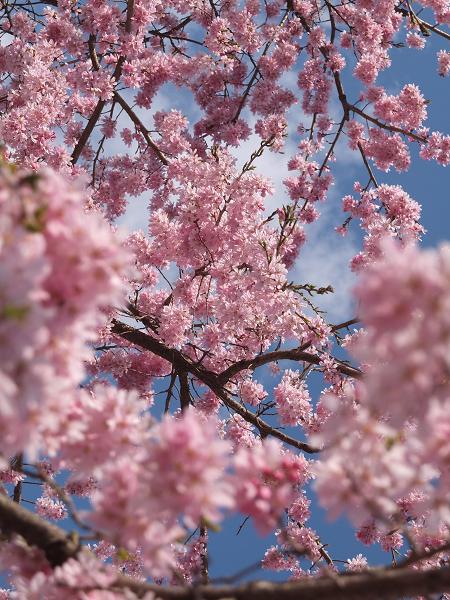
71,99,106,164
217,347,361,383
114,563,450,599
110,320,320,453
178,370,191,411
0,493,80,567
331,317,360,331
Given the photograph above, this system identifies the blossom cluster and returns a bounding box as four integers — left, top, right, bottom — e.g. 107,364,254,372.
315,241,450,542
0,165,131,461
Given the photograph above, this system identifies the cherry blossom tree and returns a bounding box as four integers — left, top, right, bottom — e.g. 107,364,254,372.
1,0,450,597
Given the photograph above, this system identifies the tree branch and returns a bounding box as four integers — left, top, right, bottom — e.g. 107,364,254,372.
71,99,106,164
0,493,80,567
178,370,191,411
217,347,362,383
349,104,427,143
111,563,450,599
331,318,360,332
396,3,450,42
71,0,135,164
11,454,23,504
113,92,169,165
110,320,320,453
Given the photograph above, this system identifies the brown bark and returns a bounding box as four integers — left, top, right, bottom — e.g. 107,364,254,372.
0,493,80,567
115,564,450,599
111,319,320,453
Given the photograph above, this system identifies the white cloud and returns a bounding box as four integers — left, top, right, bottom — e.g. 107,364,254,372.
0,32,14,47
116,195,149,232
291,193,359,323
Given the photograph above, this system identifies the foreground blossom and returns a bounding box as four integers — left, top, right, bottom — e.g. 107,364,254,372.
0,165,132,460
315,241,450,539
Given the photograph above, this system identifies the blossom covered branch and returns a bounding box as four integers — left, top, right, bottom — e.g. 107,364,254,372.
1,492,450,599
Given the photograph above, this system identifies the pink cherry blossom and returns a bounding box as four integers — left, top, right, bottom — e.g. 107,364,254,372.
0,1,449,596
233,439,309,534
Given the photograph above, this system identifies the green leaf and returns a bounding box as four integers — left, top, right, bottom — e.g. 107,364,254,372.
1,304,29,321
